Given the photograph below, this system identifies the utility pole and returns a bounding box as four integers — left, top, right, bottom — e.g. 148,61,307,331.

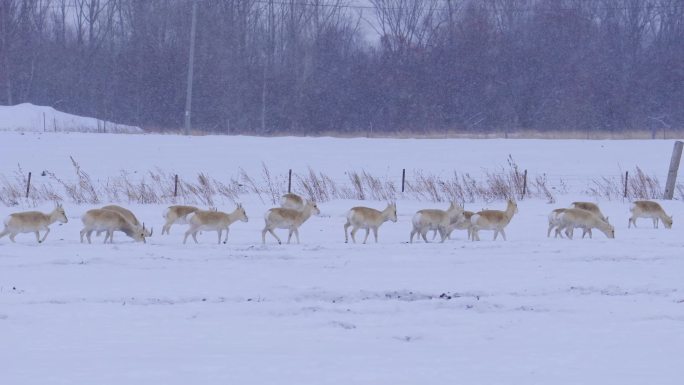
184,0,198,135
664,141,683,200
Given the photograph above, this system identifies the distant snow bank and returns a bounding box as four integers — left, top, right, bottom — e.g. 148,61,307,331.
0,103,143,133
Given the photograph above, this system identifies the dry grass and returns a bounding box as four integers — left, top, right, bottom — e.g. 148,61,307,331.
588,167,664,200
1,158,682,207
141,126,684,140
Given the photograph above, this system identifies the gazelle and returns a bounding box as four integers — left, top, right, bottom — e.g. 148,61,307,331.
410,202,464,243
344,202,397,244
100,204,152,237
262,201,320,244
0,203,68,243
558,208,615,239
184,204,249,244
470,199,518,241
547,208,591,238
80,209,148,244
280,193,305,211
628,200,673,229
161,205,200,235
570,202,609,223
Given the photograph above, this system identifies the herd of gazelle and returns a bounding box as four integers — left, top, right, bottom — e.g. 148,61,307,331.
0,194,674,244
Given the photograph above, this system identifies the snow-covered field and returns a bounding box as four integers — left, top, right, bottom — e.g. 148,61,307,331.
0,104,142,133
1,131,684,384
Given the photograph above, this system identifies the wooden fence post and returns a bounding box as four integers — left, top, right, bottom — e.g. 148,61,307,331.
401,169,406,193
26,172,32,198
174,174,179,197
664,141,683,200
521,169,527,199
288,169,292,193
624,171,629,199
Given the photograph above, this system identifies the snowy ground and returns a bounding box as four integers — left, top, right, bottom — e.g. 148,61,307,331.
1,131,682,198
1,132,684,384
0,104,142,133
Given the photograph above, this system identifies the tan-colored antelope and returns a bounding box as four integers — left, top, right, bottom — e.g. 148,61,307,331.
558,208,615,239
470,199,518,241
410,202,464,243
161,205,200,235
262,201,320,244
628,200,672,229
344,202,397,244
547,208,591,238
184,204,248,244
80,209,148,244
0,203,68,243
280,193,305,211
570,202,609,223
100,205,152,237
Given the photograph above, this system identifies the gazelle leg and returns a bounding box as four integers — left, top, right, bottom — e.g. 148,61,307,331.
362,228,370,244
344,221,351,243
268,229,282,244
40,227,50,243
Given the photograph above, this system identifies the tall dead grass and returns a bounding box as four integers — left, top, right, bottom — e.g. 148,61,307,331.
1,158,680,207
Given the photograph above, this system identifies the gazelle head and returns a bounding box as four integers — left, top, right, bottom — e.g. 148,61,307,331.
507,199,519,214
133,223,148,243
305,201,321,216
142,222,153,238
53,202,68,223
235,203,248,222
387,202,398,222
664,215,673,229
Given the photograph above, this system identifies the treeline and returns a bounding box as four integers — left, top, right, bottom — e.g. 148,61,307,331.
1,0,683,135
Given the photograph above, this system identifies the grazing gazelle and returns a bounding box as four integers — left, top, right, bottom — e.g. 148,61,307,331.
558,208,615,239
280,193,305,211
570,202,609,223
344,202,397,244
628,200,673,229
410,202,464,243
184,204,249,244
100,204,152,237
548,208,592,238
161,205,200,235
470,199,518,241
80,209,148,244
262,201,320,244
0,203,68,243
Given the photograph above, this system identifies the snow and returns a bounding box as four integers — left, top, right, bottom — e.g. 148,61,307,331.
1,132,684,384
0,103,142,133
0,131,681,189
